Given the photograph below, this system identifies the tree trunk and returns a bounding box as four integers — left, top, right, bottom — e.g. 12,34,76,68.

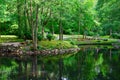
59,0,63,40
30,0,35,50
34,4,39,50
17,0,22,37
24,0,29,34
41,7,45,38
59,20,63,40
25,0,31,29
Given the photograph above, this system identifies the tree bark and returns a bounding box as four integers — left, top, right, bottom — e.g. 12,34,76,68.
17,0,22,37
59,0,63,40
30,0,35,50
59,20,63,40
24,0,29,33
34,4,39,50
41,7,44,37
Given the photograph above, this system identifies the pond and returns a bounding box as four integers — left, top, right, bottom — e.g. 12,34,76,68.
0,45,120,80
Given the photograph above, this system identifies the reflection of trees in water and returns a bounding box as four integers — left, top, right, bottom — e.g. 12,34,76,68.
31,55,37,77
1,46,120,80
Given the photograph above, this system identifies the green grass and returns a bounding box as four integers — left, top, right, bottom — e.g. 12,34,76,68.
0,35,24,43
1,35,17,38
76,39,118,45
38,40,78,50
100,35,110,39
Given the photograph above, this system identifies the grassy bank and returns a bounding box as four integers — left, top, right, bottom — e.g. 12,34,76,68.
38,40,78,50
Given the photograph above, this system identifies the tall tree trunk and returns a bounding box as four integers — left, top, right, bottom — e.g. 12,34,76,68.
41,7,44,37
34,4,39,50
30,0,35,50
25,0,31,30
17,0,22,37
59,20,63,40
59,0,63,40
24,0,29,34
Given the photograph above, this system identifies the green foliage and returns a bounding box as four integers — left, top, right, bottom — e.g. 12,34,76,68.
97,0,120,35
88,31,94,36
110,33,120,39
95,54,103,66
64,29,73,34
24,31,32,40
38,34,43,41
0,57,18,80
0,0,120,41
46,33,53,41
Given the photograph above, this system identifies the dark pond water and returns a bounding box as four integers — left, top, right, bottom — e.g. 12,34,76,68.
0,45,120,80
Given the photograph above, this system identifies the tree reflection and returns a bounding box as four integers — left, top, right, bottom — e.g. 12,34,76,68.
0,46,120,80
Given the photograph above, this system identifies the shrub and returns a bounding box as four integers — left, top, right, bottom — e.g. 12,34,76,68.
88,31,94,36
111,33,120,39
65,29,73,34
38,34,43,41
46,33,53,41
24,32,32,39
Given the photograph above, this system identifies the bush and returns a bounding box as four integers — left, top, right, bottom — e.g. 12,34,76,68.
65,29,73,34
38,34,43,41
24,32,32,39
88,31,94,36
111,33,120,39
46,33,53,41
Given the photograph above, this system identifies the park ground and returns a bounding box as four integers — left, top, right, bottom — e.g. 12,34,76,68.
0,34,119,50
